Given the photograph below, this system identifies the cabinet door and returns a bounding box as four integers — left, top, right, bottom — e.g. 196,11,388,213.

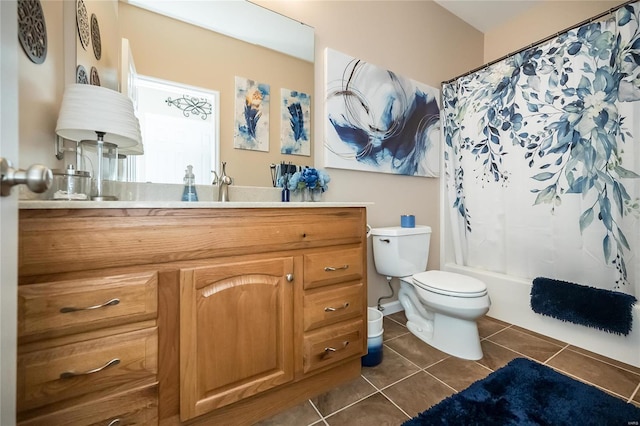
179,257,295,421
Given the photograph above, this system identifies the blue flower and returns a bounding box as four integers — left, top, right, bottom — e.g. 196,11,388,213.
287,168,330,192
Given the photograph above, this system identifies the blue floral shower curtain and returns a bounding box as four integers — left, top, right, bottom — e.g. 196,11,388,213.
443,2,640,296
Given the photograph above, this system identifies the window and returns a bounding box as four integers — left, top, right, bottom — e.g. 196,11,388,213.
132,75,219,185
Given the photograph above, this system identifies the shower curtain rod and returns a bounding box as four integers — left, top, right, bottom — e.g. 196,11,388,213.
442,0,636,85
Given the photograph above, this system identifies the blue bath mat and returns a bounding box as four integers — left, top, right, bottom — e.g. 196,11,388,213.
530,277,636,336
403,358,640,426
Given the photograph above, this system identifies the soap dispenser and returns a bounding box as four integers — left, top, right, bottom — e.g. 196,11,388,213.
181,165,198,202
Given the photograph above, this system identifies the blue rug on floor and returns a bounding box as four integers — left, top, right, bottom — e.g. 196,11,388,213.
530,277,637,336
403,358,640,426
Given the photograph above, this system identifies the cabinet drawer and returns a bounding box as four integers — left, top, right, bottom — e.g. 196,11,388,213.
303,319,365,374
17,327,158,413
18,272,157,340
304,247,363,290
18,384,158,426
304,283,364,331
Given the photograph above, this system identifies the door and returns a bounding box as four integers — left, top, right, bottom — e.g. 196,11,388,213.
2,2,52,423
1,1,20,424
179,257,295,421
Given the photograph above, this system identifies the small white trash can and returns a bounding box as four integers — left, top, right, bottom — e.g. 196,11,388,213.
362,307,384,366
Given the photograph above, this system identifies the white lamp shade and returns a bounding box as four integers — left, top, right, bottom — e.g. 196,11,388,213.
56,84,142,149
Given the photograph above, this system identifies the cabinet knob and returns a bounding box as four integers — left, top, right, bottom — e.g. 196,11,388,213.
286,273,294,282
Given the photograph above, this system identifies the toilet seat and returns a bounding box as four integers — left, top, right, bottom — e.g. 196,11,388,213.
412,270,487,298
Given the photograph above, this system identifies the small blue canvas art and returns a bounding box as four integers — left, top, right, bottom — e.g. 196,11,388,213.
234,76,270,152
324,48,440,177
281,88,311,156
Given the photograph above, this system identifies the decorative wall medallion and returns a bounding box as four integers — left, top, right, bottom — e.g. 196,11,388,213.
76,65,89,84
17,0,47,64
166,95,212,120
91,13,101,60
90,66,101,86
76,0,90,50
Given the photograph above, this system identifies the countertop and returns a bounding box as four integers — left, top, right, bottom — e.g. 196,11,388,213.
19,200,373,209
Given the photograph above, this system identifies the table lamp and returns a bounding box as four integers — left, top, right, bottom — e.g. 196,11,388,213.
55,84,142,200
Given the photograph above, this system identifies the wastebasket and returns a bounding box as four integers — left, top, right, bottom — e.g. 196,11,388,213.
361,307,384,366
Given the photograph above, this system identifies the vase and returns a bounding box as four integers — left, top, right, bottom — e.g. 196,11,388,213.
310,187,322,202
300,187,322,202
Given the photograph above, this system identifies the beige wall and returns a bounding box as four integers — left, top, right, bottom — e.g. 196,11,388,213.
19,0,119,170
259,1,484,306
484,0,626,63
119,3,314,187
22,1,619,307
19,0,484,308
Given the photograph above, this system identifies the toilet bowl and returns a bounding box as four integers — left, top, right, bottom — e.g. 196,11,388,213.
370,226,491,360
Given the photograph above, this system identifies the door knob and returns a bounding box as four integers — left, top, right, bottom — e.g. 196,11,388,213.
1,157,52,197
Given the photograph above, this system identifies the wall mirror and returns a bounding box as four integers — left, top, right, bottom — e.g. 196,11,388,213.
81,0,315,187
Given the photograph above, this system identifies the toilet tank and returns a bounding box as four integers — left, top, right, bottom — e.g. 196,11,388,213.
370,226,431,278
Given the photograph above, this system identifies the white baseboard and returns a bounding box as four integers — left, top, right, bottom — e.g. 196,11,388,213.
375,300,403,315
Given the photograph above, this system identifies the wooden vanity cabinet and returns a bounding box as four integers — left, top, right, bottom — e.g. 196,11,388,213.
18,206,368,425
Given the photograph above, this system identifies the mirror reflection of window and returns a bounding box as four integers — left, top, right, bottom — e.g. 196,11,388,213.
133,75,220,185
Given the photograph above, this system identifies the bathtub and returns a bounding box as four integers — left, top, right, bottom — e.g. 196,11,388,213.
439,263,640,368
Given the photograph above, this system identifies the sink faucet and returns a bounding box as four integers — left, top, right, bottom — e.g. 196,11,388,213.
212,162,232,202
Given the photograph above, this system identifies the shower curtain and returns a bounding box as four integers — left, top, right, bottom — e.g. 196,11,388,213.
442,2,640,297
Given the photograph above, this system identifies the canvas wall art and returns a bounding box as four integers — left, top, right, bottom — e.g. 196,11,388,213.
234,76,270,152
280,88,311,156
324,48,440,177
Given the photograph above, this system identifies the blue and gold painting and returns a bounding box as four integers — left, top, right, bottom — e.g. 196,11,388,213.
234,76,270,152
324,48,440,177
280,88,311,156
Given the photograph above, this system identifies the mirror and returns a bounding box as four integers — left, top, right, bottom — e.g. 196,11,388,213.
78,0,315,187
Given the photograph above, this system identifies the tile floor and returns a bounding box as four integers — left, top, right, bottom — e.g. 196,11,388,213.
256,311,640,426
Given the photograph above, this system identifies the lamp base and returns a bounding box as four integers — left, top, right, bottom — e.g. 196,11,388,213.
92,195,118,201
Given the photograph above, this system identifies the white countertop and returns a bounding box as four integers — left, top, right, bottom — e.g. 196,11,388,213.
19,200,373,209
20,182,373,209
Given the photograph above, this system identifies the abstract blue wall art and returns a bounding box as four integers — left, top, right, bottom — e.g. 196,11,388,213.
234,76,270,152
280,88,311,156
324,48,440,177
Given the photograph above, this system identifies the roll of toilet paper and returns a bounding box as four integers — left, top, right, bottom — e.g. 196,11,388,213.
401,215,415,228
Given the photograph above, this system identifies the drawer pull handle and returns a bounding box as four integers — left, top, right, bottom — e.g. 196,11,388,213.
107,420,121,426
323,341,349,357
60,298,120,313
60,358,120,379
286,273,294,282
324,265,349,272
324,303,350,312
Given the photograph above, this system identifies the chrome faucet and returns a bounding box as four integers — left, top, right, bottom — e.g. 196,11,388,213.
212,161,232,202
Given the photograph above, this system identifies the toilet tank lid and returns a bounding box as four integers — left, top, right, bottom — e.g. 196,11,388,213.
370,225,432,236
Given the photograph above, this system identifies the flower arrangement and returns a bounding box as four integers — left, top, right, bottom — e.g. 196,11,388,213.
288,167,330,192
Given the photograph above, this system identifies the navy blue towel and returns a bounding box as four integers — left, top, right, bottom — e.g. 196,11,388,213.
530,277,637,336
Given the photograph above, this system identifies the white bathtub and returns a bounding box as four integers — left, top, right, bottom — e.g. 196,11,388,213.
441,263,640,368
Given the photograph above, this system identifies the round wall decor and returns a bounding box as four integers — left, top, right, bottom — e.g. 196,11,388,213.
76,65,89,84
17,0,47,64
91,13,102,60
76,0,90,50
90,66,101,86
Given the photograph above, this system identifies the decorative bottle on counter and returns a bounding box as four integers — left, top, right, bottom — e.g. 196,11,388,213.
281,187,290,202
181,165,199,202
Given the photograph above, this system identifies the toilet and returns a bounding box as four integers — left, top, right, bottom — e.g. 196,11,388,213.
370,225,490,360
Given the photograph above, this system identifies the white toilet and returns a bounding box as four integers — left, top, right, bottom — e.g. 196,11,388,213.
370,225,490,360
